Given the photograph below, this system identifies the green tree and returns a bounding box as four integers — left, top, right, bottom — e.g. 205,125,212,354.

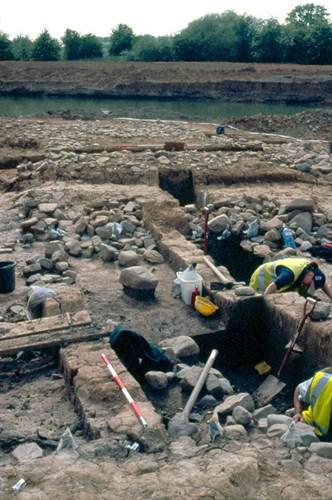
155,36,175,61
235,15,257,62
12,35,33,60
253,19,283,62
128,35,174,61
283,3,332,63
174,14,231,61
62,29,82,60
32,30,61,61
310,23,332,63
0,32,14,60
80,34,103,59
174,12,256,62
286,3,330,27
109,24,134,56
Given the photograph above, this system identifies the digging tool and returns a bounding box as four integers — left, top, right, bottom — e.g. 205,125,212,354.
168,349,218,437
203,255,244,287
277,297,317,377
203,207,209,255
253,297,317,407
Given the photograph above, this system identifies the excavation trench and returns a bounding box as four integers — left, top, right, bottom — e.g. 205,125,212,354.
140,297,309,423
159,169,196,206
207,232,263,283
0,294,324,448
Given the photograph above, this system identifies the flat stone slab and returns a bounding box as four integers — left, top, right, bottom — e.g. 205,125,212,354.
309,442,332,458
12,442,44,462
214,393,255,416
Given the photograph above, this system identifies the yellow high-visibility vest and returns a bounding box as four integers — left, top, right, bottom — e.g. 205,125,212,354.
302,370,332,438
249,258,311,293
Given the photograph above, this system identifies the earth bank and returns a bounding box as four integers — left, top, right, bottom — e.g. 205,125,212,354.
1,61,332,106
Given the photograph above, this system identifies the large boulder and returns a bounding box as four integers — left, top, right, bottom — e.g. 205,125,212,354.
214,393,255,417
232,406,252,426
38,203,58,215
118,250,141,267
224,424,248,440
283,198,314,213
179,366,203,392
289,212,313,233
95,223,113,240
253,244,272,258
295,422,320,446
208,214,230,233
145,371,168,391
159,336,200,359
253,404,277,421
267,414,292,426
206,375,234,399
143,249,164,264
120,266,158,299
99,244,119,262
267,423,289,438
234,286,255,297
74,216,89,235
260,217,283,232
310,302,331,321
65,239,82,257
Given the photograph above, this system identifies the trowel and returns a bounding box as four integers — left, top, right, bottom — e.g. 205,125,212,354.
253,297,317,407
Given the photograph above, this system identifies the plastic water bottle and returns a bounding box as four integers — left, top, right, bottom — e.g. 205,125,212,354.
282,226,296,249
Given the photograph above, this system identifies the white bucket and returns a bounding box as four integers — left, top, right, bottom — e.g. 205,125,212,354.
176,270,203,305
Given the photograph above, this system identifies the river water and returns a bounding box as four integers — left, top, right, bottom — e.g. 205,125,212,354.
0,96,326,121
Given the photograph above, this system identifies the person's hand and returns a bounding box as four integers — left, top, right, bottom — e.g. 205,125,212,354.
293,413,303,422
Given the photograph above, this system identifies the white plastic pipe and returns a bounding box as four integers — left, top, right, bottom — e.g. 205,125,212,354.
183,349,218,419
203,256,231,285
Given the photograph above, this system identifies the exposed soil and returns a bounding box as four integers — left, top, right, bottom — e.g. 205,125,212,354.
0,61,332,103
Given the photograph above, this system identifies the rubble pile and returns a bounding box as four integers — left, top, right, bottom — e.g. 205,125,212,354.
8,116,331,192
228,109,332,141
187,196,332,261
19,196,164,283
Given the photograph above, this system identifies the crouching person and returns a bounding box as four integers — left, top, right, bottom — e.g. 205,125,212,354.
293,368,332,440
249,257,332,300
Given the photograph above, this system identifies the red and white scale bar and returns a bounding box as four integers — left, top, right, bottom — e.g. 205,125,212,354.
101,353,147,429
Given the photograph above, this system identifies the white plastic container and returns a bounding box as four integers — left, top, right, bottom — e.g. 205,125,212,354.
176,265,203,305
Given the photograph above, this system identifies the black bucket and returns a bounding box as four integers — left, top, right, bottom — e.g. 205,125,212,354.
216,126,225,135
0,261,16,293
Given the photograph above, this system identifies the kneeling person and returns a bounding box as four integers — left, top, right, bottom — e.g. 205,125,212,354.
293,368,332,440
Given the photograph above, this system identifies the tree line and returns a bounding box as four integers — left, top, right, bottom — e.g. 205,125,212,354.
1,3,332,64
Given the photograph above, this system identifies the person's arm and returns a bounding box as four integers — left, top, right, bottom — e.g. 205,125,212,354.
267,266,295,296
322,282,332,301
293,385,304,422
263,281,278,296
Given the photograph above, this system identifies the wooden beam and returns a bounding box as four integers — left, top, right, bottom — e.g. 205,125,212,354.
0,325,113,357
0,310,91,342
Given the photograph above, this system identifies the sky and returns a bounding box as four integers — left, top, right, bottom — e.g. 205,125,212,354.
2,0,332,39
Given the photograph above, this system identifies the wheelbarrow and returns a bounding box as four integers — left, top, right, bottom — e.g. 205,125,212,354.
253,297,317,407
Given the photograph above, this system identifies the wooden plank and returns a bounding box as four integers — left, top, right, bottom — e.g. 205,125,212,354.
0,325,111,357
0,310,91,342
